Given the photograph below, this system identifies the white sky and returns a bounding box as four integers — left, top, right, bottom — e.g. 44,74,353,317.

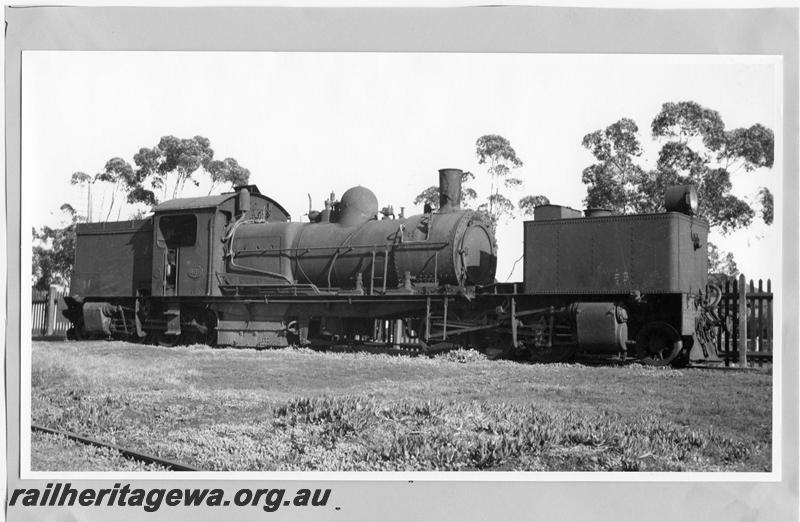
22,52,780,282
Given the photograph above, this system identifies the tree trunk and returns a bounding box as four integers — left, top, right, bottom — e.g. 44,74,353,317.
106,185,117,222
87,182,93,222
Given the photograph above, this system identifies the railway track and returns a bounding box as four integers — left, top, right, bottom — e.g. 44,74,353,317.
31,424,198,471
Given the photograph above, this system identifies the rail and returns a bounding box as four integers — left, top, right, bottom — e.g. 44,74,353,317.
32,424,198,471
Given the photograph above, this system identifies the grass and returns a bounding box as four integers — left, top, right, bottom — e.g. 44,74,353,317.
30,341,772,472
31,431,169,472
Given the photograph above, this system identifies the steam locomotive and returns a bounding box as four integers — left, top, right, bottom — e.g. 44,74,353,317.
63,168,723,366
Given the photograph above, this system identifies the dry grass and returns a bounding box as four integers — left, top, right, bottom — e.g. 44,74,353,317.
31,341,772,472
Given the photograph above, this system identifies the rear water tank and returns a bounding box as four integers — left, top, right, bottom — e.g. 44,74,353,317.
523,212,709,295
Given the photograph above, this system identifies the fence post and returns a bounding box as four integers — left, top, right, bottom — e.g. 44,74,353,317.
45,285,58,336
766,279,773,354
738,274,747,366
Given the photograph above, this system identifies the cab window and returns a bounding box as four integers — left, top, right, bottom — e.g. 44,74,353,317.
159,214,197,248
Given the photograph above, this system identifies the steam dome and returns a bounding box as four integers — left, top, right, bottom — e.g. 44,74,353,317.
339,186,379,226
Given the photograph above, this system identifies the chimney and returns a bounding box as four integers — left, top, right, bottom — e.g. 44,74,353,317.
438,168,462,213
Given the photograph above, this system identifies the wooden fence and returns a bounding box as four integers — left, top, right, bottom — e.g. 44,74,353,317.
716,275,773,367
31,286,71,338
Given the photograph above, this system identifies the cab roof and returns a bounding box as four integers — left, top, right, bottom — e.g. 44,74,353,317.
152,185,290,219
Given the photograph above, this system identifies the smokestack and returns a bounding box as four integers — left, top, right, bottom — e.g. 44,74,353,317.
438,168,462,213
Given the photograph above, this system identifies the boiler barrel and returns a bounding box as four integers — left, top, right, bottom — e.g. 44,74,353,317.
229,210,496,289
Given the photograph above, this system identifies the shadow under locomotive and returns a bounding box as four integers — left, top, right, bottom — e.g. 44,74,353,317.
62,169,725,367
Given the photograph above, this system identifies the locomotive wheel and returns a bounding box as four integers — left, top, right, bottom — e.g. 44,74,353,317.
635,322,682,367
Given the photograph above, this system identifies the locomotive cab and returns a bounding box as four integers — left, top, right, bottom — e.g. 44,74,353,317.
150,186,291,297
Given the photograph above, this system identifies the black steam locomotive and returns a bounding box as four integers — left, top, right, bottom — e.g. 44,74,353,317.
63,168,723,366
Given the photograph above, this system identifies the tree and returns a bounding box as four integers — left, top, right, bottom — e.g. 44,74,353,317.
131,135,215,202
413,136,549,231
70,171,96,222
207,157,251,195
125,135,250,208
707,241,740,287
413,186,440,209
518,195,551,216
581,101,774,235
97,157,136,221
475,134,523,219
581,118,646,213
758,187,774,226
32,204,82,290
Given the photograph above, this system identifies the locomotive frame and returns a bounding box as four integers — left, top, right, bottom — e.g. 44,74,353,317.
63,168,724,367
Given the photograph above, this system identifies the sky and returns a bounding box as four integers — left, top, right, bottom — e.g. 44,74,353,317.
22,51,781,282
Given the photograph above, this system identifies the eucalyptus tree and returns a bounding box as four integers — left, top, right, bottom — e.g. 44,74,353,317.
581,101,774,235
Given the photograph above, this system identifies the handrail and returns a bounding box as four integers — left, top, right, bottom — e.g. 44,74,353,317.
225,217,295,285
233,241,449,255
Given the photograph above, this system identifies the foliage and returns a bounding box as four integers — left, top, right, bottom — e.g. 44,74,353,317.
70,171,93,185
207,157,251,195
69,171,95,221
707,241,740,287
69,135,251,220
98,157,136,221
475,134,524,220
129,135,250,203
32,342,771,472
435,348,487,364
131,135,216,203
413,186,440,209
518,195,551,216
413,136,549,232
32,204,81,290
758,187,774,225
581,118,645,213
581,101,774,234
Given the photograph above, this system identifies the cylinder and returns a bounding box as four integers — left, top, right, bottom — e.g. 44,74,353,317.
570,302,628,354
438,168,462,213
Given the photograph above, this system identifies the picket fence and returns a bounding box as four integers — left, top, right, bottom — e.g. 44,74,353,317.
716,275,773,367
31,286,71,338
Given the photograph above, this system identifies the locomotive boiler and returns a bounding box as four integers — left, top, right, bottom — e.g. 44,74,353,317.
226,169,496,291
62,166,724,367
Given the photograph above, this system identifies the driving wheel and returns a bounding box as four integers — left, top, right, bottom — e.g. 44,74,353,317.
635,321,682,367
